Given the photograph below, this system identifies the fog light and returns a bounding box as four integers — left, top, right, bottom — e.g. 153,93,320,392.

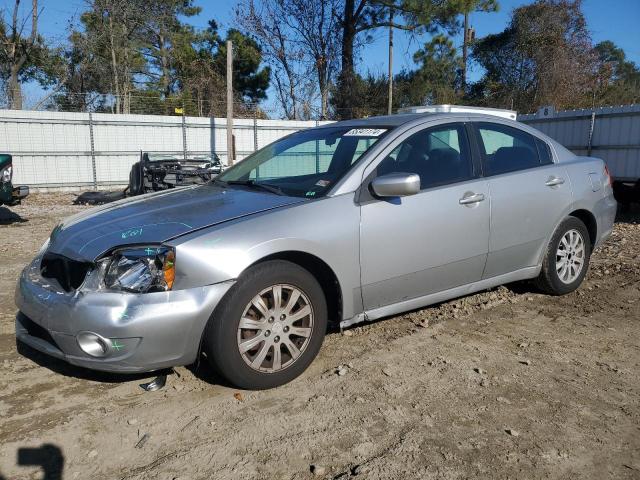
77,331,112,357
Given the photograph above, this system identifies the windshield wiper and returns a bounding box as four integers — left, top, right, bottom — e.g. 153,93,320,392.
225,180,285,196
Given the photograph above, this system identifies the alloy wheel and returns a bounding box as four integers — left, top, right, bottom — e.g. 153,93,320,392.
556,229,586,284
237,284,314,373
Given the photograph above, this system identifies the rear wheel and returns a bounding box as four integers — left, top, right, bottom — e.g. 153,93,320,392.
535,216,591,295
203,260,327,389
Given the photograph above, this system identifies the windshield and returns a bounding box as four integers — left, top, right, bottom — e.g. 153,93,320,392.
217,126,388,198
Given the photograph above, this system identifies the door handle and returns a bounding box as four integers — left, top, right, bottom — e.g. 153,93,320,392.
545,176,565,187
459,192,485,205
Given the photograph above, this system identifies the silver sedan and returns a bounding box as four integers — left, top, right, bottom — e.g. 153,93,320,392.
15,111,617,389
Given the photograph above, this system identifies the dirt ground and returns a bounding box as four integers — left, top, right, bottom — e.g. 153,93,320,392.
0,193,639,480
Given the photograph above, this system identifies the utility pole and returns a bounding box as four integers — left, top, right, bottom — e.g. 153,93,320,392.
387,8,394,115
226,40,234,166
462,11,468,93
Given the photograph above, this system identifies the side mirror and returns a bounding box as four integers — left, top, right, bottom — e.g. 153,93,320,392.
370,172,420,198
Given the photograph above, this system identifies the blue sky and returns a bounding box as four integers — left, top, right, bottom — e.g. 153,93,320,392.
14,0,640,109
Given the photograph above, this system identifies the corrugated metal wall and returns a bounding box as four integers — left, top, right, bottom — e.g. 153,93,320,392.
519,104,640,182
0,109,329,189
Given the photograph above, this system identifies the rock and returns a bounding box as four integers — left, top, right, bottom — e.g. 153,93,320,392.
337,366,348,376
342,329,353,337
505,429,519,437
353,464,368,475
474,367,486,375
382,368,393,377
127,418,138,425
518,342,529,349
310,464,326,476
519,359,531,366
497,396,511,404
88,449,98,458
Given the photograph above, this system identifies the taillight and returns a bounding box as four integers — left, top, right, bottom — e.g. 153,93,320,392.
604,164,612,187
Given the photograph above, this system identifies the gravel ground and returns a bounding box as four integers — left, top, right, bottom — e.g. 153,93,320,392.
0,193,639,480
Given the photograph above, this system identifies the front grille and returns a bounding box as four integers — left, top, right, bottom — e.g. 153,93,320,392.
18,313,59,349
40,253,91,291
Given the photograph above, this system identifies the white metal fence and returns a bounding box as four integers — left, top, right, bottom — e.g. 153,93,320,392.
519,104,640,182
0,109,328,189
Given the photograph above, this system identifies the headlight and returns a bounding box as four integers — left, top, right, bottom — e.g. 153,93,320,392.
101,246,175,293
1,165,12,183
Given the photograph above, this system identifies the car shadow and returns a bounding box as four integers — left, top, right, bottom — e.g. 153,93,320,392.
0,206,27,225
615,202,640,225
186,353,237,389
16,340,157,385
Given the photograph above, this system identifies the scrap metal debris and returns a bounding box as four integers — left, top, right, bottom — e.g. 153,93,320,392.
140,374,167,392
135,433,150,449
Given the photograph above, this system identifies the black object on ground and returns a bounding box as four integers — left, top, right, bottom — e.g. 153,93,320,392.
74,189,127,205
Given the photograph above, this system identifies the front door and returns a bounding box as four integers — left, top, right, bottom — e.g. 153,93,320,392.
359,123,490,311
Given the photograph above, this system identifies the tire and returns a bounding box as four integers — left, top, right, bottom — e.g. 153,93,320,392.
534,216,591,295
129,162,144,196
203,260,327,390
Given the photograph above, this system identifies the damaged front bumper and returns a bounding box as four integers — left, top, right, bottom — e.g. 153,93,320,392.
14,258,234,373
1,184,29,206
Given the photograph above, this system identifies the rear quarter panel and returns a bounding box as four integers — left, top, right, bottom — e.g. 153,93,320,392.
561,156,616,247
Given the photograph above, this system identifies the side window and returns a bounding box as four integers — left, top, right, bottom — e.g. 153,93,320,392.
476,123,541,176
535,138,553,165
377,124,473,190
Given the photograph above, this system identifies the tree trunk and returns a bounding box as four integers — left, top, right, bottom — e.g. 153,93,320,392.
7,0,38,109
108,15,121,114
159,32,171,102
8,65,23,110
336,0,356,119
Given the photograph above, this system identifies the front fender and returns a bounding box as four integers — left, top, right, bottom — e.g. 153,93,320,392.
169,194,362,320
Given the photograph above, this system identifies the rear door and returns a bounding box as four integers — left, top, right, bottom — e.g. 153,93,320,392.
472,122,572,278
359,122,490,310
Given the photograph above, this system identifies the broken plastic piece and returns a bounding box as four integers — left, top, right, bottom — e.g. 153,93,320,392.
140,374,167,392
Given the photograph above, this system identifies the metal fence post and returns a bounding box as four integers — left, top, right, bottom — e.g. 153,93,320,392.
587,111,596,156
315,119,320,173
253,109,258,152
182,108,187,161
88,111,97,190
254,109,260,178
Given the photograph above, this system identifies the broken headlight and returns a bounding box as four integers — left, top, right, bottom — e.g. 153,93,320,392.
1,164,12,183
100,246,175,293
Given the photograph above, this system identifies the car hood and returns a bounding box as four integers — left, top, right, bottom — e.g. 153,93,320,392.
47,185,305,261
0,154,11,169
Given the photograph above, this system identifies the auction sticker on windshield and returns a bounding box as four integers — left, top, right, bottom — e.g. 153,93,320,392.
343,128,387,137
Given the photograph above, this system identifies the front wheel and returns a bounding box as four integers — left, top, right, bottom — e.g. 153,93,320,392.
535,216,591,295
203,260,327,390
